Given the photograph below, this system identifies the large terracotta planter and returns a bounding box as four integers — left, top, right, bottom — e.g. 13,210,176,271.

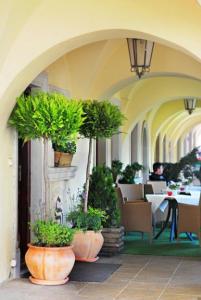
72,230,104,262
25,244,75,285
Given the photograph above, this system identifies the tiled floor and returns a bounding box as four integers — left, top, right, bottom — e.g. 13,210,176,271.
1,255,201,300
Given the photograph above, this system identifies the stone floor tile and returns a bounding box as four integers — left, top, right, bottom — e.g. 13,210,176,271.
116,288,161,300
164,284,201,296
2,255,201,300
78,283,122,298
160,293,201,300
125,281,166,290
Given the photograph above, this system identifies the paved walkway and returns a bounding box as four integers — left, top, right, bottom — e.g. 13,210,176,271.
1,254,201,300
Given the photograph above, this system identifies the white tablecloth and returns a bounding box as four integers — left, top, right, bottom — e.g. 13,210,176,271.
146,192,200,213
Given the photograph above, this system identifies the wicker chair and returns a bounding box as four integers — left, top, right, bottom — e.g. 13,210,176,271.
116,187,153,241
117,183,143,202
177,193,201,245
147,181,167,194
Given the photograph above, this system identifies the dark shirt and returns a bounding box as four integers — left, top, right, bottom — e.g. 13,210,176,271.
149,173,166,181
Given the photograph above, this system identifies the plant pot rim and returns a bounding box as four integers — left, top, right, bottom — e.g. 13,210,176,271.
54,151,74,155
27,243,73,250
74,229,102,233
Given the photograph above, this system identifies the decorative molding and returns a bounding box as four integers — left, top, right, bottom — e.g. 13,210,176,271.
48,166,77,182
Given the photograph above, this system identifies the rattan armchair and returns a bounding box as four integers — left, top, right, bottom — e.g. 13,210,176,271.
177,194,201,245
117,183,143,201
147,181,167,194
116,187,153,241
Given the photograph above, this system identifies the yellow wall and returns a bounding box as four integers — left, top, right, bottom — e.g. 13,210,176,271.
2,0,201,282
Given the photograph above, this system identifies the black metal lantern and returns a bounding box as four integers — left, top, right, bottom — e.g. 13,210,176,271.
127,38,154,78
184,98,197,115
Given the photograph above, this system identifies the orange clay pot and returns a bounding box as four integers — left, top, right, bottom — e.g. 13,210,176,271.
25,244,75,285
72,230,104,262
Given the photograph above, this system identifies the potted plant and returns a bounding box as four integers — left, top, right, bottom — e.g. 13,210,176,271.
111,160,123,186
9,92,83,217
88,165,124,256
67,207,107,261
70,100,125,261
25,220,75,285
168,182,180,195
118,162,144,184
193,167,201,185
53,140,76,167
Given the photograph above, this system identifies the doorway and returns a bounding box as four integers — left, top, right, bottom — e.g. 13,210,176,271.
18,139,31,267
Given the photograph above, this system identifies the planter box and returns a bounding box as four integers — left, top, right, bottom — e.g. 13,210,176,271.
100,226,124,256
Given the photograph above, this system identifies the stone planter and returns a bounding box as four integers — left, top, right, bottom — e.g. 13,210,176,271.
100,226,124,256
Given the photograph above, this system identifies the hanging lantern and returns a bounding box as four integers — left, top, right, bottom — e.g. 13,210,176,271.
127,38,154,78
184,98,197,115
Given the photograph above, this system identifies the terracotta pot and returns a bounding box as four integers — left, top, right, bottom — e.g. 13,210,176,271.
54,151,73,167
25,244,75,285
72,230,104,262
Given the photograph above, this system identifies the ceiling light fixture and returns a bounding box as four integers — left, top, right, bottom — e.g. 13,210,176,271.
184,98,197,115
127,38,154,78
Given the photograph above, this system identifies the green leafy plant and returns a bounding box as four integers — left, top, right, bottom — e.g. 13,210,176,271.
31,220,74,247
111,160,123,184
79,100,125,212
118,162,144,184
9,92,83,145
163,163,181,183
193,166,201,185
163,148,200,183
9,92,84,218
67,206,107,232
53,140,77,154
88,165,120,228
168,183,180,190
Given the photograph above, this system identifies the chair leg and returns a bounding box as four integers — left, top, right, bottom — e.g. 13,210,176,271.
198,232,201,247
148,232,152,244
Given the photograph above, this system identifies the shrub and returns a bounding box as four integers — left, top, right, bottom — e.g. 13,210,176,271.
53,140,77,154
111,160,123,184
88,165,120,227
118,162,144,184
67,207,107,232
31,220,74,247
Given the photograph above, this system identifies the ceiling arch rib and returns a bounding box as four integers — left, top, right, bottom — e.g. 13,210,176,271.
3,0,201,121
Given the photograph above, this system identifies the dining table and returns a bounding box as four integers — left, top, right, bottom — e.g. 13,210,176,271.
146,191,200,241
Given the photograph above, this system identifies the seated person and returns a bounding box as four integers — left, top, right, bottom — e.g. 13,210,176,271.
149,162,166,181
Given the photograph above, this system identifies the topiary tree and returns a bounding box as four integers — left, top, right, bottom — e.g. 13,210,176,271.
88,165,120,228
79,100,125,212
118,162,144,184
163,147,200,183
111,160,123,185
9,92,83,217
